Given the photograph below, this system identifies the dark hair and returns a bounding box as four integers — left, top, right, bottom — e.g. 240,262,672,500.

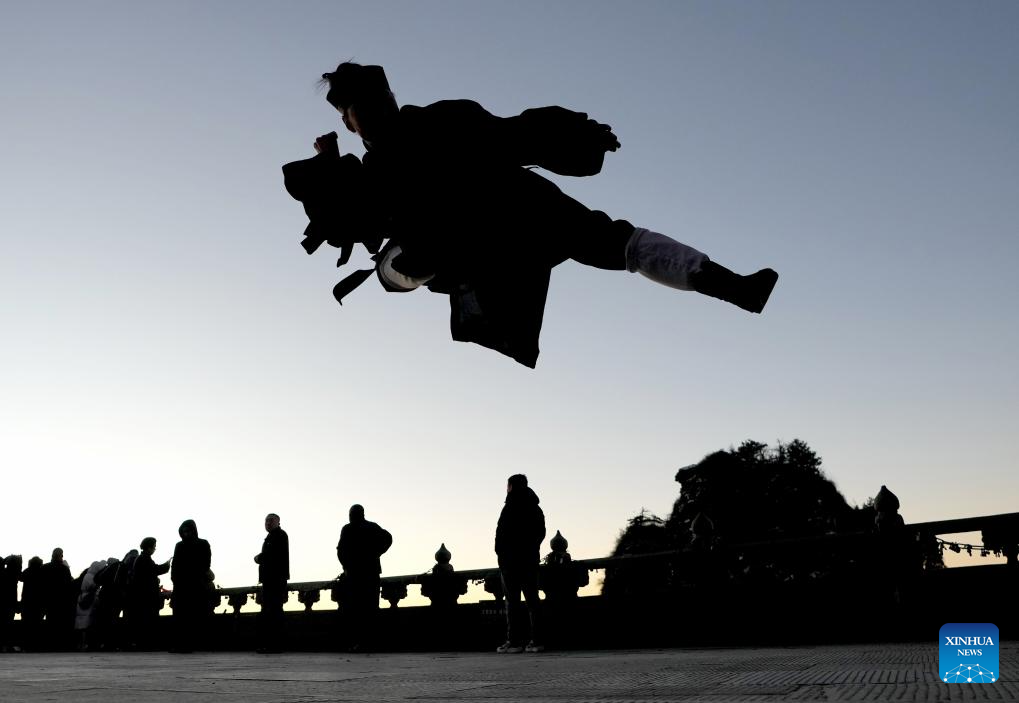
140,537,157,551
508,474,528,489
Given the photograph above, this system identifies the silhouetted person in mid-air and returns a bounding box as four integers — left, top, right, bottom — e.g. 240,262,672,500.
495,474,546,653
40,548,74,650
285,61,779,367
0,555,22,652
254,512,290,654
128,537,170,650
170,519,212,652
337,504,392,652
19,556,45,651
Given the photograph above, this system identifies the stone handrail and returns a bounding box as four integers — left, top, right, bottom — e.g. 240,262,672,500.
197,511,1019,612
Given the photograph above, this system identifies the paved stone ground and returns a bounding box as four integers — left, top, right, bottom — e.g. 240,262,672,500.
0,643,1016,702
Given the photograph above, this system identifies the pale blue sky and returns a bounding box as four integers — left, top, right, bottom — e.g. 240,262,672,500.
1,1,1016,591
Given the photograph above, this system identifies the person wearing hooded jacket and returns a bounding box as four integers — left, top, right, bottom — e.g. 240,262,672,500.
74,560,109,651
170,519,212,652
495,474,546,653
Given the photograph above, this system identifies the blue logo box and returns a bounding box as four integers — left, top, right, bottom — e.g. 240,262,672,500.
939,623,998,683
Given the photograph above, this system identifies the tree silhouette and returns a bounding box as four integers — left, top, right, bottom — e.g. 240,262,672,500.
602,510,671,599
600,440,906,597
666,439,863,547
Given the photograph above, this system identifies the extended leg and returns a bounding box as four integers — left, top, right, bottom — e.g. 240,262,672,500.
625,228,779,313
544,185,779,312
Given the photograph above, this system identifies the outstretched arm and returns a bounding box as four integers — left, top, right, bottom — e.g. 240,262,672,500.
413,100,620,177
505,105,620,175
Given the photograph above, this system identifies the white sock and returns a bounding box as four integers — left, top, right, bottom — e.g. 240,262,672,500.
624,228,708,291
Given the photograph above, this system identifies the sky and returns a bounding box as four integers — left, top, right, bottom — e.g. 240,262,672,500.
1,1,1017,599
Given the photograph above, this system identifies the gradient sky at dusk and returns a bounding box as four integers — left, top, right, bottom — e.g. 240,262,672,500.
2,1,1017,595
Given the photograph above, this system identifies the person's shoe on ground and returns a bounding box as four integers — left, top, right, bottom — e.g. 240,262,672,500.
496,641,524,653
525,641,545,653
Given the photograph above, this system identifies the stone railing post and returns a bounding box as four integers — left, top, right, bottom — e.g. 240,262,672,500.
380,581,408,608
419,543,468,607
298,589,321,611
982,523,1019,570
540,531,589,603
483,573,505,601
330,579,344,609
227,592,249,615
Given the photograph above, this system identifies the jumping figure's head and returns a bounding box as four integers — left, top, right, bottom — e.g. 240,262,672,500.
321,61,398,143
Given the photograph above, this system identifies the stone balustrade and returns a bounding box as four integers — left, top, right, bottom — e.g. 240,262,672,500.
165,512,1019,614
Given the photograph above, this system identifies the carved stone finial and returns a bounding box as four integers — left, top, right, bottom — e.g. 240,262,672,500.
874,485,904,533
550,530,568,553
420,549,467,607
874,485,900,513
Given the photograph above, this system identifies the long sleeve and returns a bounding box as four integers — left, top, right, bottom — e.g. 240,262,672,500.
406,100,615,177
259,530,290,583
337,526,348,570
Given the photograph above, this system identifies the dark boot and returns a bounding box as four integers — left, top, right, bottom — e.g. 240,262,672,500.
689,261,779,313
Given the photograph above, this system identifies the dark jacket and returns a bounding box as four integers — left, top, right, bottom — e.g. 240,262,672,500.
362,101,600,268
0,559,19,615
115,551,138,595
258,527,290,586
40,560,73,610
495,486,547,569
19,563,44,613
367,101,618,367
285,100,620,367
171,520,212,594
337,520,392,577
130,553,169,608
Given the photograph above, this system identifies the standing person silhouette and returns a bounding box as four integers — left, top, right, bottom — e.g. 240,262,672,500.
0,555,22,652
40,548,74,650
128,537,170,651
337,504,392,652
170,519,212,653
495,474,546,653
19,556,45,651
300,61,778,367
254,513,289,654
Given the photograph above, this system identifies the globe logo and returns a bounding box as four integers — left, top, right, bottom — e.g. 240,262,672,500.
943,663,995,683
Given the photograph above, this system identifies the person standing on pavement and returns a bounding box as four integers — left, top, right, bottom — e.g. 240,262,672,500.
254,513,290,653
495,474,546,653
170,519,212,652
337,504,392,652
